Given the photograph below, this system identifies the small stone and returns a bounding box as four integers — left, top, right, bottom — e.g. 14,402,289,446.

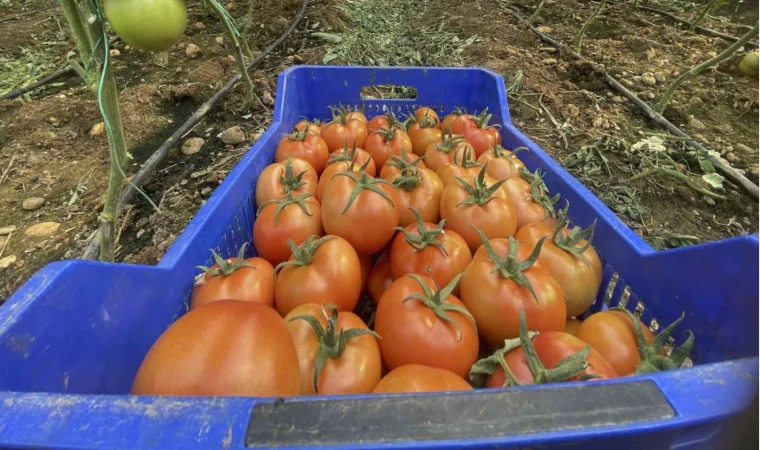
89,122,105,137
0,255,16,270
707,51,717,58
689,118,706,131
622,79,634,88
201,187,213,197
536,26,552,33
652,59,666,67
641,72,657,86
109,49,120,57
543,58,557,65
186,43,201,59
735,143,753,154
539,47,557,53
562,104,580,118
261,90,275,106
647,93,655,100
136,229,146,239
725,152,737,163
705,198,716,206
175,67,183,74
606,92,613,98
182,137,206,155
22,197,45,211
689,96,703,105
293,54,305,63
749,165,759,177
25,222,61,238
215,36,225,45
654,72,667,83
718,123,733,133
194,22,206,30
227,55,237,64
220,126,245,145
633,75,642,82
0,225,16,236
612,96,626,104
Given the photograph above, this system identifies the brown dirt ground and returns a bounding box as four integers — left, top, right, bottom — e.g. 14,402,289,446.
0,0,758,303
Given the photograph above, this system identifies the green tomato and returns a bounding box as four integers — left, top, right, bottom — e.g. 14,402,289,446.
738,51,759,77
104,0,188,53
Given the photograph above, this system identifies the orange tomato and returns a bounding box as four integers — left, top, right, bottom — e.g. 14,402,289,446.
414,106,442,128
255,158,318,208
275,129,330,175
477,145,526,180
424,132,473,172
502,170,559,230
294,118,323,136
407,114,443,156
373,364,472,394
441,107,471,134
381,154,444,226
253,193,325,265
364,126,413,171
367,251,394,306
321,107,369,152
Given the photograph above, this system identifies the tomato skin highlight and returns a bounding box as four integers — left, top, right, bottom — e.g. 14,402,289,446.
255,158,318,208
274,236,362,316
104,0,187,53
275,132,330,175
191,257,274,310
285,304,382,395
132,301,300,396
375,276,479,379
253,195,325,265
373,364,472,394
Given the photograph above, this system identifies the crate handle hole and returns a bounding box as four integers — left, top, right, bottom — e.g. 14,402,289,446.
360,85,418,100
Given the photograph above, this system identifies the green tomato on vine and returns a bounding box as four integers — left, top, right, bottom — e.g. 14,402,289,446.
103,0,188,52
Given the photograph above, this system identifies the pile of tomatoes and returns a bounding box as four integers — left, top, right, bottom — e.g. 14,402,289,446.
131,106,693,397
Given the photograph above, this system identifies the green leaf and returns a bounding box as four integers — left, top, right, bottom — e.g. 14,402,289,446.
312,32,343,43
701,173,725,189
323,53,339,64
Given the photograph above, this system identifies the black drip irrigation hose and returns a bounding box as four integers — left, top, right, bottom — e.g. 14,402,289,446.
503,7,759,201
0,67,76,101
82,0,310,260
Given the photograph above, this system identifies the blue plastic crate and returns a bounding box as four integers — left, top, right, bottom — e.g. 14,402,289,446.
0,66,757,450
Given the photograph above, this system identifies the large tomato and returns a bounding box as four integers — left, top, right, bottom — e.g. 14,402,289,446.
441,107,471,134
274,235,361,316
424,132,474,172
321,108,368,152
460,231,565,347
285,304,381,395
473,312,617,388
407,115,443,156
132,301,300,396
191,245,274,310
502,169,559,230
379,148,427,179
367,113,403,132
253,193,324,265
414,107,442,128
255,158,318,208
294,119,323,136
275,129,330,175
477,145,526,180
439,166,516,253
321,171,401,254
381,154,443,226
515,207,602,318
367,251,394,305
364,126,413,170
375,274,478,378
373,364,472,394
325,142,377,177
389,210,472,290
316,156,374,203
450,109,502,158
436,149,484,188
104,0,187,53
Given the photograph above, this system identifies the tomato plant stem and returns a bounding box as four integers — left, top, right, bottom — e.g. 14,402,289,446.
206,0,255,111
690,0,718,32
528,0,546,23
654,22,758,114
242,0,255,58
574,0,607,55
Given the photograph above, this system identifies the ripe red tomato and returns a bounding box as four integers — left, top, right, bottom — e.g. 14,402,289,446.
389,210,472,291
441,107,471,134
502,170,559,230
367,251,394,305
373,364,472,394
515,208,602,318
376,274,478,378
407,115,443,156
379,148,427,180
477,145,526,180
321,108,369,152
132,300,300,396
436,150,484,188
321,171,401,254
325,142,377,177
285,303,381,395
450,109,502,158
381,156,444,227
316,156,374,203
439,166,517,253
346,110,368,124
424,132,473,172
294,119,323,136
274,235,362,316
364,127,413,170
275,129,330,175
191,245,274,310
255,158,318,208
414,107,442,128
253,193,325,265
460,232,565,348
367,113,404,132
575,310,660,376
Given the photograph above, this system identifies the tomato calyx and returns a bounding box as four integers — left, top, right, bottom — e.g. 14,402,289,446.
327,141,362,166
489,144,526,164
289,304,380,393
332,171,396,214
394,208,450,256
471,227,547,302
469,333,535,388
451,146,480,168
195,243,254,283
285,128,312,142
372,126,400,144
520,168,560,220
433,131,468,155
402,273,476,341
388,148,424,191
257,192,314,226
551,203,597,268
280,157,308,194
408,112,439,129
612,308,695,375
471,108,501,130
455,163,506,207
329,104,362,124
273,235,335,276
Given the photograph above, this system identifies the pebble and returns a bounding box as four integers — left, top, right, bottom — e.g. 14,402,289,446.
186,43,201,59
89,122,105,137
654,72,667,83
543,58,557,65
220,126,245,145
201,187,213,197
109,49,120,57
215,36,225,45
718,123,733,133
688,96,702,105
562,104,580,118
293,54,305,63
536,26,552,33
136,229,146,239
705,198,716,206
25,222,61,238
182,137,206,155
647,93,655,100
706,51,717,58
612,96,626,104
689,118,706,131
0,225,16,236
749,165,759,177
652,59,666,67
606,92,613,98
641,72,656,85
725,152,737,163
735,143,753,154
622,79,634,88
22,197,45,211
261,90,275,106
0,255,16,270
194,22,206,30
539,47,557,53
